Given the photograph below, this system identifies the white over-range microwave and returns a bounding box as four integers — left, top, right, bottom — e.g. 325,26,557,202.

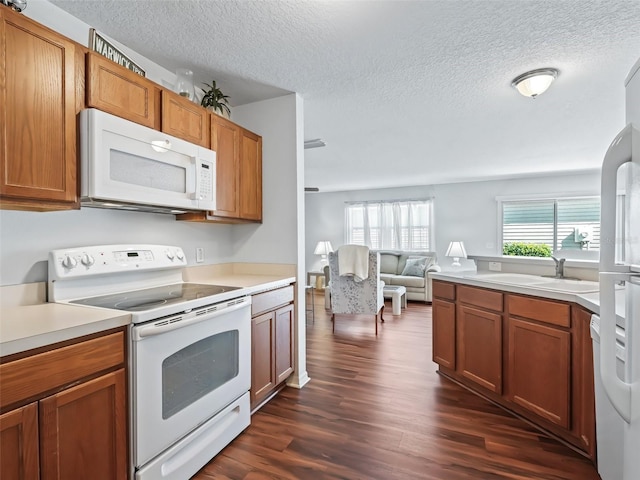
80,108,216,214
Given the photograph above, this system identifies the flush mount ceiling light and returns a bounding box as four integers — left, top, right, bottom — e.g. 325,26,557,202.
304,138,326,149
511,68,559,98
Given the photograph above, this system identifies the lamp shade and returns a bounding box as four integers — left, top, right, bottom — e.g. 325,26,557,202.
512,68,559,98
446,241,467,267
446,241,467,258
314,241,334,256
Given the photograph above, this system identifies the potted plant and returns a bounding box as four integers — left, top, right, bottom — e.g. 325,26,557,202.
200,80,231,118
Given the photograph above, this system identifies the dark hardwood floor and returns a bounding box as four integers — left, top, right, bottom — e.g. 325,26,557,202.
193,295,600,479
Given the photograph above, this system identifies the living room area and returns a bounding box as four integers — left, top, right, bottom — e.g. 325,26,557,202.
305,170,600,318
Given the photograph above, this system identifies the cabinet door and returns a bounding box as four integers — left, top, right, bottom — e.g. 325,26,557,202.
432,299,456,369
211,114,240,218
86,51,158,129
572,307,596,458
0,9,78,207
457,305,502,393
161,90,210,147
39,369,127,480
251,311,275,408
508,317,570,428
0,402,39,480
239,128,262,221
275,304,294,384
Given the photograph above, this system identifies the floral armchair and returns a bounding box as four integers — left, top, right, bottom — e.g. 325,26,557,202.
327,250,385,334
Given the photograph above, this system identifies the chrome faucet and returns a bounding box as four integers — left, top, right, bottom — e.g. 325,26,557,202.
551,256,566,278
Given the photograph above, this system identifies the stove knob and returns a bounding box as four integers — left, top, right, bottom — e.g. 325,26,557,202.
80,254,95,267
165,250,175,260
176,249,185,260
62,255,77,269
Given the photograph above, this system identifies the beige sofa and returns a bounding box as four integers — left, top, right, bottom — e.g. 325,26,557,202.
376,250,440,303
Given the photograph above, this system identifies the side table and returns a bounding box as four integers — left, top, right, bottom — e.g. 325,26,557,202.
383,285,407,315
306,270,326,290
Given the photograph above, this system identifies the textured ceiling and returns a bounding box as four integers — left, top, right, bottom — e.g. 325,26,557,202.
50,0,640,192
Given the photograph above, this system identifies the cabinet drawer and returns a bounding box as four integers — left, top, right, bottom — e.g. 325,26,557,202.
433,281,455,301
508,295,570,328
0,331,125,409
458,285,503,312
252,286,294,317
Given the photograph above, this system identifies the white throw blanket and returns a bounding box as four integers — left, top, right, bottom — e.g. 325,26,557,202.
338,245,370,282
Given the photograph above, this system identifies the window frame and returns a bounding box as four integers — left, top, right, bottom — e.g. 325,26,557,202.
497,193,601,256
344,198,434,251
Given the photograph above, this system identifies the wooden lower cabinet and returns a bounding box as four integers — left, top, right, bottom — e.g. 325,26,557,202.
274,304,295,384
0,402,39,480
251,311,276,404
0,328,128,479
457,304,502,394
572,306,597,459
250,286,294,410
431,280,597,460
507,317,570,428
432,299,456,369
39,369,127,480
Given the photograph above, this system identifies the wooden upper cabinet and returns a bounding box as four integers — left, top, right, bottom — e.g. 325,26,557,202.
161,90,210,147
0,8,79,210
176,116,262,224
239,127,263,222
86,51,159,129
210,114,240,218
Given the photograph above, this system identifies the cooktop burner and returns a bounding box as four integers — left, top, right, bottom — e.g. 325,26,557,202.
71,283,241,312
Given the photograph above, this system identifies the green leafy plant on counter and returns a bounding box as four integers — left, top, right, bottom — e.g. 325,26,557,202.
200,80,231,117
502,242,552,257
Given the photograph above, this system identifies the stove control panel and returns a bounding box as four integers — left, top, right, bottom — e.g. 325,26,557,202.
48,244,188,279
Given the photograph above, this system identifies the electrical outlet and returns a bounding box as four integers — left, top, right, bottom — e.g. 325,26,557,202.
489,262,502,271
196,247,204,263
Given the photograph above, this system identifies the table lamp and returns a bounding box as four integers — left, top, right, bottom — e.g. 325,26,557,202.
314,241,334,267
446,241,467,268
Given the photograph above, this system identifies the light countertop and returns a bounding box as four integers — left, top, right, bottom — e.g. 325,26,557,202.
1,270,296,357
430,271,626,326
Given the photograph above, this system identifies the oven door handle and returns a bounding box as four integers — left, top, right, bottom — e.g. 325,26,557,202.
132,299,250,340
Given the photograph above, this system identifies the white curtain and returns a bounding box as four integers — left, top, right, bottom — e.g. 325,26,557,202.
345,200,433,250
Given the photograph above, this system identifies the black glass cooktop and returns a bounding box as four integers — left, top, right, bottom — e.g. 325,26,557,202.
71,283,241,312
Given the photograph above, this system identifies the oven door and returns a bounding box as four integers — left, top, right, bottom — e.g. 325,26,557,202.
131,297,251,468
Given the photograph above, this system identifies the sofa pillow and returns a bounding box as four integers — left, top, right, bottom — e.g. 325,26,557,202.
379,253,399,275
401,256,431,277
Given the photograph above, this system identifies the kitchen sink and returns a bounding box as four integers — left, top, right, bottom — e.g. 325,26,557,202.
472,273,599,293
474,273,553,285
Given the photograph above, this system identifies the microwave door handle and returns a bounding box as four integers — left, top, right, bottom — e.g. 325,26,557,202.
189,156,202,201
600,124,636,272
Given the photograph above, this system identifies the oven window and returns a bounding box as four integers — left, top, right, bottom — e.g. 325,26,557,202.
162,330,239,419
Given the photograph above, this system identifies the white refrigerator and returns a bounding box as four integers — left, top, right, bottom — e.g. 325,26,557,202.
592,57,640,480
